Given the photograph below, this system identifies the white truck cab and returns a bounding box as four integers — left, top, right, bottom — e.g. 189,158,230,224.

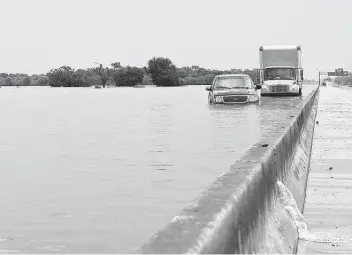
259,45,304,96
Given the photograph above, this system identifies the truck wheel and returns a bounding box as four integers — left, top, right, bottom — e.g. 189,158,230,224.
208,95,213,104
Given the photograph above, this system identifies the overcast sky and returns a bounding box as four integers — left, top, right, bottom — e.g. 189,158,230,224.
0,0,350,79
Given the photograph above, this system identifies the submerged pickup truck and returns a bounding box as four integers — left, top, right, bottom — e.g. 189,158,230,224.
206,74,262,104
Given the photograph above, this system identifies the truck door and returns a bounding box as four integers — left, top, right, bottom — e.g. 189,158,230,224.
296,69,303,83
258,69,264,85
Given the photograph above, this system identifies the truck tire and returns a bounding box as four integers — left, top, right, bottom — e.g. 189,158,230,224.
208,95,213,104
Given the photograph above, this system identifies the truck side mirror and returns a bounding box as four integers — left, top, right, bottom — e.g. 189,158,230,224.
300,70,304,81
205,87,212,91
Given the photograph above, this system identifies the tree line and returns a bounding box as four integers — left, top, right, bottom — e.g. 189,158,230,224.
334,75,352,85
0,57,264,87
0,73,49,87
320,75,352,85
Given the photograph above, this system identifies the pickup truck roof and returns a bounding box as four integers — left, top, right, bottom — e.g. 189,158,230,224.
264,66,296,69
215,74,251,78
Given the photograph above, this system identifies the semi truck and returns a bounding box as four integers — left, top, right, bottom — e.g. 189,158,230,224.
258,45,303,96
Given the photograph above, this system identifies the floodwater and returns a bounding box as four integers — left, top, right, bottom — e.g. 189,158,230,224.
0,84,317,253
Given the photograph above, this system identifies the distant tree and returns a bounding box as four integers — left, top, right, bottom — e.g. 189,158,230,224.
111,62,122,71
22,77,31,86
37,76,49,86
191,65,200,76
141,74,153,85
147,57,180,86
204,74,216,84
5,77,13,86
334,75,352,85
176,68,188,78
243,68,259,84
230,68,242,74
113,66,144,87
0,73,8,78
175,66,259,85
47,66,87,87
91,64,114,87
334,78,341,85
83,70,101,86
182,76,200,85
75,69,86,76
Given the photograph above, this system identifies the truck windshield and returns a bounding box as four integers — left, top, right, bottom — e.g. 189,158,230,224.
214,77,253,89
264,68,295,81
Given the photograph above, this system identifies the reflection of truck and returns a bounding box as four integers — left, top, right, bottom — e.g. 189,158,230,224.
259,45,304,96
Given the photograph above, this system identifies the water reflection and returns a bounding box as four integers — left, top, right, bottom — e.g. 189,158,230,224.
208,103,261,143
257,88,313,139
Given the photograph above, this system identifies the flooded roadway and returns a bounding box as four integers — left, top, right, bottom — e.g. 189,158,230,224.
0,84,317,253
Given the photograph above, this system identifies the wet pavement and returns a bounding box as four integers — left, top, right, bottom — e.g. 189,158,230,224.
298,85,352,253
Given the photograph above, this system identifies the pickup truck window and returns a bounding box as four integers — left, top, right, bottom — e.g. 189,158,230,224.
214,77,253,89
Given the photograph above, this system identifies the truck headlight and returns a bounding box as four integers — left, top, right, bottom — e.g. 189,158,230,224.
261,85,269,91
291,85,299,91
248,95,257,102
215,96,223,103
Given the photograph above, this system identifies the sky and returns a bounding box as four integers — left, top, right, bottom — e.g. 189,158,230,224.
0,0,350,79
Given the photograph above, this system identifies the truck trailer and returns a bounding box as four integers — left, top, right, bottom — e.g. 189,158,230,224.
259,45,303,96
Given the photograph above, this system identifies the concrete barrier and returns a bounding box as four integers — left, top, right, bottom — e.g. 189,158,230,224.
139,87,320,254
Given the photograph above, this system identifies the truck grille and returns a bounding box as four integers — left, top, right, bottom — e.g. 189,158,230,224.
223,95,248,103
270,85,289,93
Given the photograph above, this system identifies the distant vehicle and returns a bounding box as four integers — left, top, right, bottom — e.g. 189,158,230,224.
258,45,303,96
94,85,102,89
321,81,326,86
206,74,261,104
